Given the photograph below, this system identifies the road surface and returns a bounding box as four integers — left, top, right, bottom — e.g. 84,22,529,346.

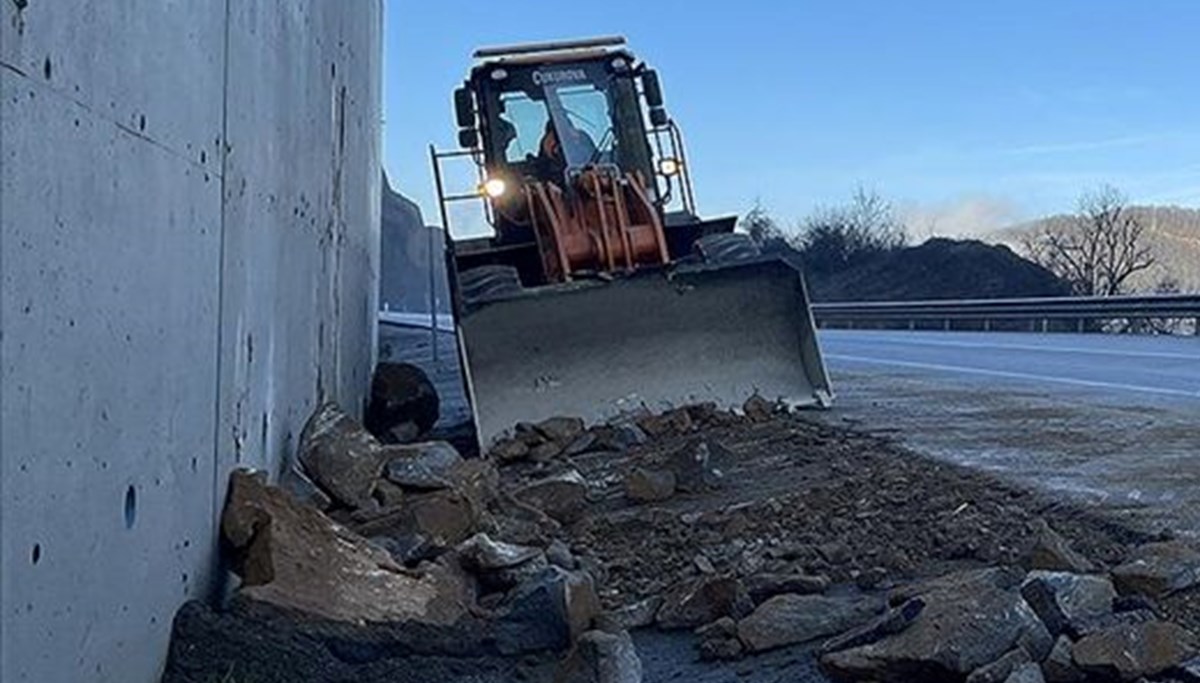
818,330,1200,536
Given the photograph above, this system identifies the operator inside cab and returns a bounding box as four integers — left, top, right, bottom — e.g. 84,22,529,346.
535,117,598,183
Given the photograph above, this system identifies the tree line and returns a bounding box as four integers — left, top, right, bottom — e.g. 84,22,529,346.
743,183,1156,297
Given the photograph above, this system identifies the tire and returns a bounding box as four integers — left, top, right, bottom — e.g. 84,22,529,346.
458,265,523,303
693,233,762,264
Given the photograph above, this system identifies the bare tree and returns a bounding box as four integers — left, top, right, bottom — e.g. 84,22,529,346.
798,186,907,274
741,199,784,245
1023,184,1156,296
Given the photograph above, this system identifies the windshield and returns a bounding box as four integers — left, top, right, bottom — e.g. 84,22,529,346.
490,72,617,175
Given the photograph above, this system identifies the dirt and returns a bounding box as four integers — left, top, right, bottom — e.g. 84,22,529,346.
497,410,1156,612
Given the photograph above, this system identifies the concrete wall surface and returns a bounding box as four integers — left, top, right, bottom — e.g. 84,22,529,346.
0,2,383,682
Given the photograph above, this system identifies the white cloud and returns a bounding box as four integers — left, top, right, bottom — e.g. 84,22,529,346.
900,195,1022,241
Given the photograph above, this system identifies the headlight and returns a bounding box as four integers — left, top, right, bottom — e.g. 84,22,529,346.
481,178,507,198
658,158,681,177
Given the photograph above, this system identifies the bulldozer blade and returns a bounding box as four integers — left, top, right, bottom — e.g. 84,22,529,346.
457,257,832,447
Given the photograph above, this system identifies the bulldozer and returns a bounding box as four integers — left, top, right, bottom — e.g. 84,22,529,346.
429,36,831,447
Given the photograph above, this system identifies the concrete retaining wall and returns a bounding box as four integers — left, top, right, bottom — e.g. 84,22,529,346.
0,2,382,681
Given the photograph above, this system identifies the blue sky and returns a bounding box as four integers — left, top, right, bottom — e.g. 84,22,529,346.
384,0,1200,237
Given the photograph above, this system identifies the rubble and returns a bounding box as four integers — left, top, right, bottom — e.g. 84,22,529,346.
736,593,883,653
384,440,464,490
168,402,1200,682
623,467,676,503
515,470,589,524
1020,571,1116,638
555,629,643,683
220,470,468,625
1028,518,1097,573
1112,541,1200,598
298,403,387,508
655,576,753,630
1071,620,1198,680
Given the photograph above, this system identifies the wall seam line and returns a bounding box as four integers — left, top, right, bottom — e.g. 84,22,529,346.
208,0,233,599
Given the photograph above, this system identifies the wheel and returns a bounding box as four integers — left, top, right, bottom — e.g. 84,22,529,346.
458,265,523,303
693,233,762,264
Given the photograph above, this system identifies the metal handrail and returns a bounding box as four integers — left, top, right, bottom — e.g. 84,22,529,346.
811,294,1200,335
812,294,1200,319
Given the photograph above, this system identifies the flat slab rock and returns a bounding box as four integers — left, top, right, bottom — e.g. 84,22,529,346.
221,470,468,626
822,568,1051,682
737,593,884,653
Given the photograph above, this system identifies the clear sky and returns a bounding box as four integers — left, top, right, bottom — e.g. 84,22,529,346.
384,0,1200,237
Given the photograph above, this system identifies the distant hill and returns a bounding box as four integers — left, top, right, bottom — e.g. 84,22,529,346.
992,206,1200,293
804,238,1070,302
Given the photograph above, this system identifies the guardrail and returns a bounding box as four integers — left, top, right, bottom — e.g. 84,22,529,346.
811,294,1200,335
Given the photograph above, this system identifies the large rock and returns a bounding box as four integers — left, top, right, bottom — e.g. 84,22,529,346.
354,488,480,550
220,470,468,625
555,629,643,683
820,597,926,655
656,576,753,630
1020,571,1115,638
1112,542,1200,598
822,568,1049,682
1072,620,1198,681
744,572,831,604
495,567,600,655
384,441,464,490
1028,519,1095,573
515,470,589,524
623,467,676,503
737,594,884,653
298,403,386,508
364,361,439,442
457,533,548,592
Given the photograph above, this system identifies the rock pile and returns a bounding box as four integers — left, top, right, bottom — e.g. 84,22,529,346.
163,398,1200,683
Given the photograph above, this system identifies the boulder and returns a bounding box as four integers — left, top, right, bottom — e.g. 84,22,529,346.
1072,620,1198,681
383,441,464,490
298,403,386,509
535,416,586,444
364,361,440,442
515,470,589,524
354,488,480,550
1028,519,1095,573
967,648,1031,683
220,470,468,625
697,617,743,661
1020,571,1115,638
1005,663,1045,683
737,593,884,653
495,567,600,655
1042,636,1084,683
1112,542,1200,598
823,568,1048,682
744,572,831,604
601,422,648,451
556,629,643,683
564,432,600,456
595,596,663,633
667,439,727,493
547,539,578,570
656,576,753,630
623,467,676,503
372,479,406,508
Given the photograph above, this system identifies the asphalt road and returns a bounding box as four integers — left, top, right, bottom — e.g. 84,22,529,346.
817,330,1200,536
